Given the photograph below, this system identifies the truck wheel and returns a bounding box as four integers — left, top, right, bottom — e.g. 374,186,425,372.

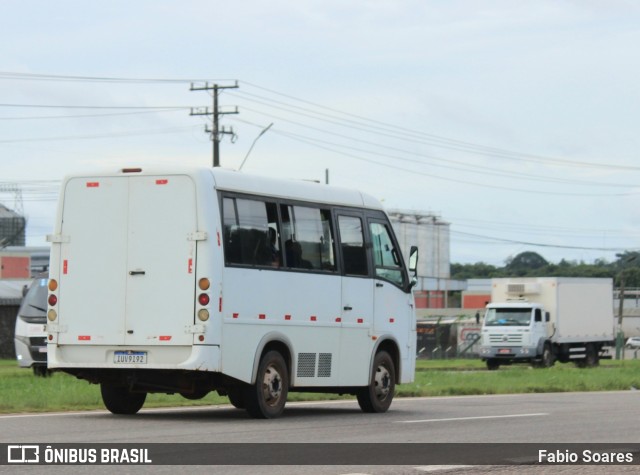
577,343,599,368
357,351,396,413
32,366,51,377
486,359,500,371
541,343,555,368
100,384,146,415
244,351,288,419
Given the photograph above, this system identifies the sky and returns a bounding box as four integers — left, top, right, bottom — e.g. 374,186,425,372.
1,0,639,267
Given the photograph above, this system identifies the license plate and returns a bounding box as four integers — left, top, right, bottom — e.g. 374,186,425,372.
498,348,511,354
114,351,147,364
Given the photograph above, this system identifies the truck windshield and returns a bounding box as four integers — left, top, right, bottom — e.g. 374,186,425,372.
484,308,532,326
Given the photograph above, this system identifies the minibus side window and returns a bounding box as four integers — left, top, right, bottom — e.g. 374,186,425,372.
338,215,368,276
223,197,280,267
281,204,336,271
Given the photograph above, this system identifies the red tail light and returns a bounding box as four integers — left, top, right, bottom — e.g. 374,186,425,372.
48,294,58,306
198,294,210,306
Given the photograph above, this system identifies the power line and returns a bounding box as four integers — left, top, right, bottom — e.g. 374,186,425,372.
3,73,638,172
237,81,640,172
0,71,233,84
229,117,636,197
450,230,639,252
0,103,190,110
230,108,638,189
0,125,199,144
0,108,185,120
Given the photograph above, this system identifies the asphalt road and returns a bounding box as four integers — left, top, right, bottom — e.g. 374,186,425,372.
1,391,638,474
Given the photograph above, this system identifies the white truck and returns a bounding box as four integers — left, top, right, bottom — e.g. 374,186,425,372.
479,277,614,370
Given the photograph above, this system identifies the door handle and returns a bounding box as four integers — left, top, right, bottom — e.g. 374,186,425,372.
129,270,146,276
343,306,353,311
376,282,384,288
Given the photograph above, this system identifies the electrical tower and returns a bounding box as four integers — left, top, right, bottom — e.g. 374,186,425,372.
0,183,24,216
190,81,239,167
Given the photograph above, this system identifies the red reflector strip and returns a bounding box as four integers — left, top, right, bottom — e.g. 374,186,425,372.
78,335,91,341
284,314,291,320
259,314,266,320
232,313,239,319
335,317,342,323
357,318,364,324
159,336,171,341
63,260,68,275
310,316,317,321
217,231,221,246
219,298,222,313
86,182,99,188
188,258,193,274
389,318,395,323
156,179,168,185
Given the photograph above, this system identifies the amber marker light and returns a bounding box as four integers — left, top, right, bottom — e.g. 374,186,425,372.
48,279,58,292
198,278,211,291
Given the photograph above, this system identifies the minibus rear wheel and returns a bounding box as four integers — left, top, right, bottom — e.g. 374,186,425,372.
100,383,147,415
244,350,289,419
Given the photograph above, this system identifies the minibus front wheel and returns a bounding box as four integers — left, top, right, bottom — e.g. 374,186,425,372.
357,350,395,413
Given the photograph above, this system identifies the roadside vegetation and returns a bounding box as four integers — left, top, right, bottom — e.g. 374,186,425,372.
451,250,640,285
2,358,639,414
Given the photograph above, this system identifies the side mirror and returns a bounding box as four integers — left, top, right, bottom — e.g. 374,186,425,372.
409,246,418,274
408,246,418,290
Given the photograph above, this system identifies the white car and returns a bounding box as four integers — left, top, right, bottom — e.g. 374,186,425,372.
626,337,640,349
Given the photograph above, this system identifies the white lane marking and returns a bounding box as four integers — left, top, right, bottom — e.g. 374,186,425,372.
415,466,474,472
397,412,548,424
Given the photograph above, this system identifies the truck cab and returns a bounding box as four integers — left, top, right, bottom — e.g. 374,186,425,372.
480,302,550,370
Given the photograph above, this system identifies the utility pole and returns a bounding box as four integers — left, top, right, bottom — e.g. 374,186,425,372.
190,81,239,167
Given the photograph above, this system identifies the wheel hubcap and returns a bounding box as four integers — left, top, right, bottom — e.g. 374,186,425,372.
374,365,391,400
262,365,282,406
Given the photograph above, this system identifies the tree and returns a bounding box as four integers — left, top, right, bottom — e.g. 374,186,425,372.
505,251,548,276
450,249,638,284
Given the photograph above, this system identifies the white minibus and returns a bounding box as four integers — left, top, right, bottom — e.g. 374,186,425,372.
47,167,418,418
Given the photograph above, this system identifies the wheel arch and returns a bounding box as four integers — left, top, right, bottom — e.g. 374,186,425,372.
536,337,548,356
372,336,401,384
250,332,293,385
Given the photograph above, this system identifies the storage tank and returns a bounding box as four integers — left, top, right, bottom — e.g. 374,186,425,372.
388,210,450,280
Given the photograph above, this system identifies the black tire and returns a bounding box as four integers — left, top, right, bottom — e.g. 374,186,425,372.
32,366,51,377
541,343,555,368
357,350,396,413
486,359,500,371
180,389,209,400
100,383,146,415
576,343,599,368
244,351,289,419
227,388,246,409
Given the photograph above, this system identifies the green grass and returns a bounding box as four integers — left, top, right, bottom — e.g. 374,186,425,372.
1,358,639,414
